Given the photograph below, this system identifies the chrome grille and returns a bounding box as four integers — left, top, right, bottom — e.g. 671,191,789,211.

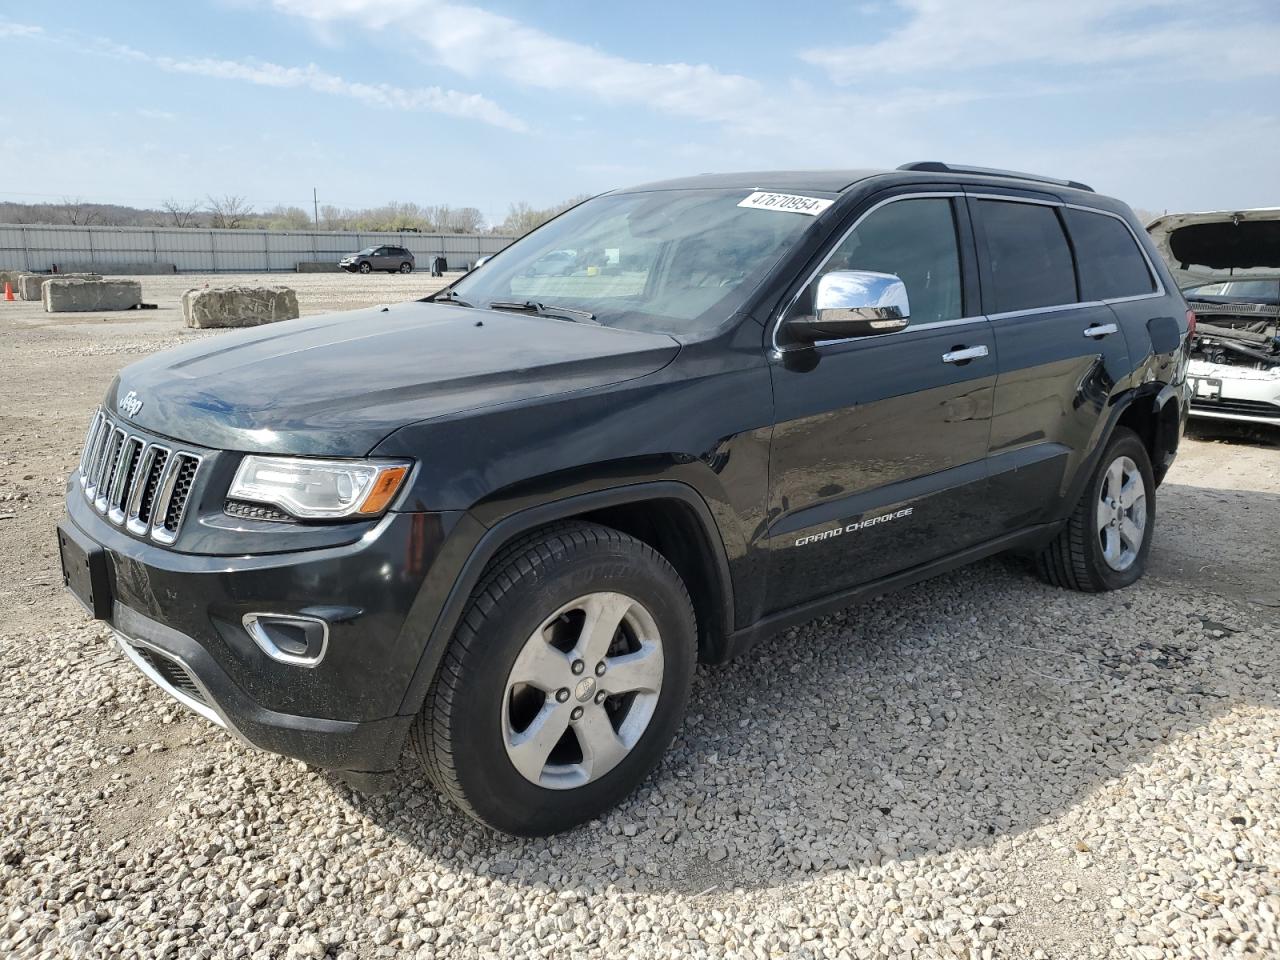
77,409,203,544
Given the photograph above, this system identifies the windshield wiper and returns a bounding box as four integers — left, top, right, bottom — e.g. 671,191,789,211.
487,300,597,323
429,289,473,307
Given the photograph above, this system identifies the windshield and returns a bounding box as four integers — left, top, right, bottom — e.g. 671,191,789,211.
446,189,823,334
357,247,376,255
1183,279,1280,304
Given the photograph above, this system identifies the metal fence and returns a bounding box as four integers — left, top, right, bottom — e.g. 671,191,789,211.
0,223,516,273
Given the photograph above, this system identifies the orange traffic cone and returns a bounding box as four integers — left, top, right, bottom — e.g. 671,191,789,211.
3,282,13,301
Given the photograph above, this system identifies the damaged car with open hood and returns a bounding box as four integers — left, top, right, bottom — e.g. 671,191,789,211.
1147,208,1280,426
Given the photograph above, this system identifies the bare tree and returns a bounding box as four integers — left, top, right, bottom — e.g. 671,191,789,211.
500,195,587,236
264,205,313,231
206,194,253,229
58,197,100,226
319,204,348,231
161,198,201,228
450,206,486,233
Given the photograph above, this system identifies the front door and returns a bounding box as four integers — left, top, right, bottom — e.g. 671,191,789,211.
764,192,998,614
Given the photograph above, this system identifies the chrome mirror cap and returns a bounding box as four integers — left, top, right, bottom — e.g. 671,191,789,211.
788,270,911,343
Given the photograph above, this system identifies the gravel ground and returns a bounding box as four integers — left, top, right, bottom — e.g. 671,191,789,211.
2,276,1278,959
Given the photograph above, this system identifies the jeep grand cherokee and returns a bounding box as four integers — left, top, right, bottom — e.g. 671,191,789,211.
59,162,1191,836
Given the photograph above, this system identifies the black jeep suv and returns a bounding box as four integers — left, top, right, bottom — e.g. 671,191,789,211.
59,162,1191,835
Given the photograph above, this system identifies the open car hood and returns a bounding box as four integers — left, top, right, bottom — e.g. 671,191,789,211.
1147,207,1280,289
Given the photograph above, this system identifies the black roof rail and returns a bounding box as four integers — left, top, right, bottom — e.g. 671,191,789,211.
898,161,1094,193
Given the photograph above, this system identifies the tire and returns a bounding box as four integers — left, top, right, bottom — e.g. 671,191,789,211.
399,262,413,274
358,261,372,274
1035,427,1155,592
412,522,696,836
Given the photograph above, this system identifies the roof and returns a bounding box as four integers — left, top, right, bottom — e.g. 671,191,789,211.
616,170,887,194
615,164,1110,202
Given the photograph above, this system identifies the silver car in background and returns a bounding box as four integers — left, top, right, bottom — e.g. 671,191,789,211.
1147,208,1280,426
339,245,416,274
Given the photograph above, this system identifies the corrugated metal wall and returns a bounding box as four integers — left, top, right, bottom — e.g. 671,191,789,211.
0,223,515,273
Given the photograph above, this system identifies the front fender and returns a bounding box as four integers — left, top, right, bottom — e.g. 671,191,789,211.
393,479,736,717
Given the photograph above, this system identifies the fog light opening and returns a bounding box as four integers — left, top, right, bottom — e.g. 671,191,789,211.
243,613,329,667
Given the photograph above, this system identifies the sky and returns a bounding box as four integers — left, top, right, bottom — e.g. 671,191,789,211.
2,0,1278,226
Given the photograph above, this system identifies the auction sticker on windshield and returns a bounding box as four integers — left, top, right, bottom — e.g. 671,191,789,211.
738,192,834,216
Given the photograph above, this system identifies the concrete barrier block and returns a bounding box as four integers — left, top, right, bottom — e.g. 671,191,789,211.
43,279,142,312
57,261,177,275
18,273,101,300
296,261,343,273
181,286,300,329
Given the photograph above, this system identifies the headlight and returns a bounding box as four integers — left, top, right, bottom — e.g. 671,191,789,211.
228,456,411,520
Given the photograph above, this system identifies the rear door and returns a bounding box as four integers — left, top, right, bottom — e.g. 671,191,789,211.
764,190,1000,613
972,193,1131,531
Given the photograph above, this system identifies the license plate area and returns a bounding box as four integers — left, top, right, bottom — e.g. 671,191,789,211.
57,524,112,620
1190,376,1222,400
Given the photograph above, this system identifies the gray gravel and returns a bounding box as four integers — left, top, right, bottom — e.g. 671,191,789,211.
2,276,1278,958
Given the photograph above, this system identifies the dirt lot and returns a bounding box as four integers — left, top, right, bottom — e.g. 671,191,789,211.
1,274,1278,958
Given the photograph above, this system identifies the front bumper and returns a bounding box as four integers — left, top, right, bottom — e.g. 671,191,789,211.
1187,359,1280,424
61,491,464,778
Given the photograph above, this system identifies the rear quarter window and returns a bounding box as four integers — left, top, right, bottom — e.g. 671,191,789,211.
1064,208,1156,300
978,200,1078,313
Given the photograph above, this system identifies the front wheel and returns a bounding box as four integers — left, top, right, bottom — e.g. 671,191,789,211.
357,261,372,274
412,522,696,835
1035,427,1155,591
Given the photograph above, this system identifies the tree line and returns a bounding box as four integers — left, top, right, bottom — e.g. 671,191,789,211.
0,193,593,236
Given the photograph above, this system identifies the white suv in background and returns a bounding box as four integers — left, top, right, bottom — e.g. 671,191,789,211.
1148,209,1280,427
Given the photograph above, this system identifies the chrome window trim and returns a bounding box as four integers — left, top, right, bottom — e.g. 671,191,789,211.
796,314,990,352
114,632,225,728
242,612,330,668
770,191,967,354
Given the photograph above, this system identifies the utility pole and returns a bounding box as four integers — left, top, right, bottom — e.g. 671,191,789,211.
313,187,319,228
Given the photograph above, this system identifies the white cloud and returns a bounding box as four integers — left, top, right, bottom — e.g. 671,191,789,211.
265,0,1033,136
136,107,177,121
269,0,763,126
802,0,1280,82
0,22,42,38
97,41,527,131
0,24,526,132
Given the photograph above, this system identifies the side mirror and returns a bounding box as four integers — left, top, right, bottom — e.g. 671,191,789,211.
785,270,910,343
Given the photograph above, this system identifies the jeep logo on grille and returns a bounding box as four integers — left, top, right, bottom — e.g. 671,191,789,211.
118,391,144,418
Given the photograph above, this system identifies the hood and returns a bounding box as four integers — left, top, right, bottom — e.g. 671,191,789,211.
110,301,680,456
1146,207,1280,289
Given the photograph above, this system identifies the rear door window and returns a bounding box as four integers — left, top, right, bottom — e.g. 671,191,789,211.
978,200,1077,313
1064,209,1155,300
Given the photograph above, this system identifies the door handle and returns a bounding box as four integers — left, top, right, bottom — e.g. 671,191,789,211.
1083,323,1118,339
942,345,989,364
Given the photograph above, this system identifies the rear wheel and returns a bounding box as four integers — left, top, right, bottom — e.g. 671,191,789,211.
1035,427,1155,591
399,262,413,274
412,522,696,835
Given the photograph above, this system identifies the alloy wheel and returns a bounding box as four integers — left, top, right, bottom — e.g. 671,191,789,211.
1097,454,1146,571
501,592,664,790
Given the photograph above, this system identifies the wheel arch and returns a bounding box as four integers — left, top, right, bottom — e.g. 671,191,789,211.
1055,382,1180,521
396,481,735,717
1114,382,1183,486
